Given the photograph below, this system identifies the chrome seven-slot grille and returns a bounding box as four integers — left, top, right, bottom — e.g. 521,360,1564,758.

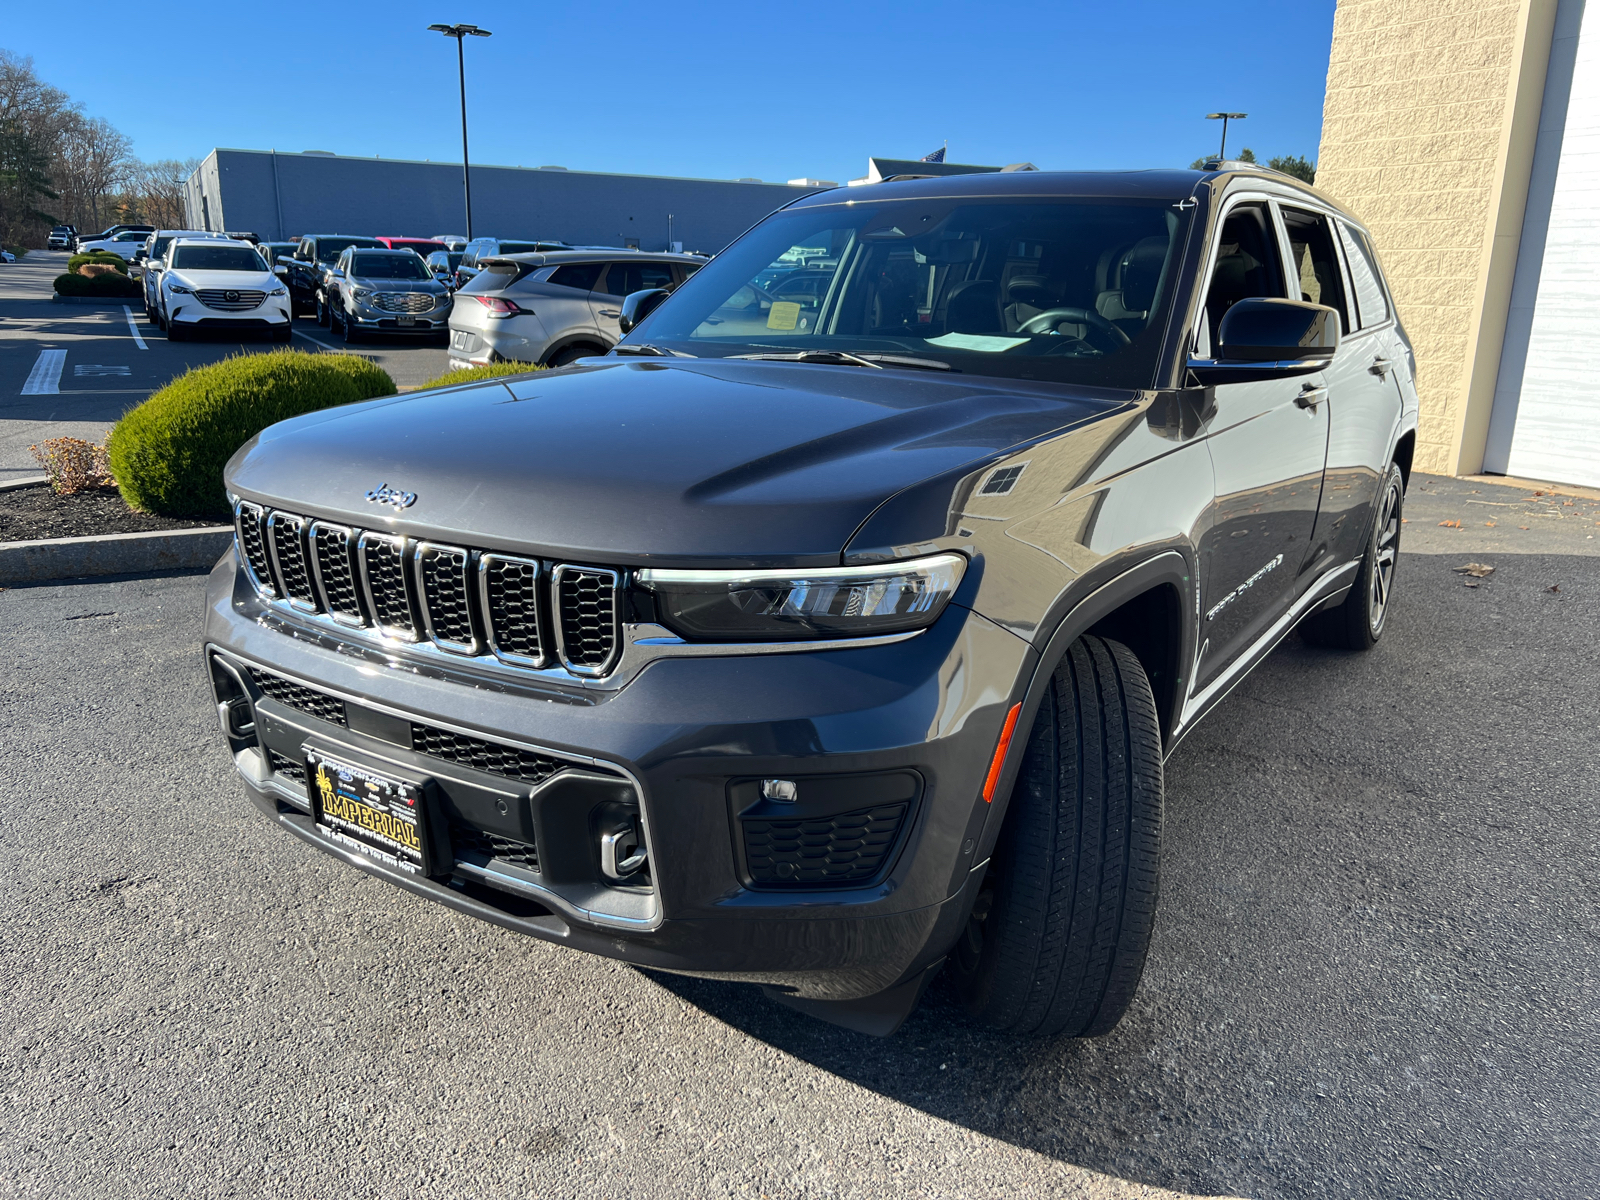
372,292,438,313
235,501,621,677
197,288,265,311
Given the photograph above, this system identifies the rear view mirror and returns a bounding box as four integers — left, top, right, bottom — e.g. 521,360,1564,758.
618,287,671,334
1188,297,1338,384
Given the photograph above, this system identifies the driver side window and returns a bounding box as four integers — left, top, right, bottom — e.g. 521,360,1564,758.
1200,202,1287,353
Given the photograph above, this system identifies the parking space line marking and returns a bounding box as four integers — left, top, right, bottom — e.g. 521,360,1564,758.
22,349,67,395
122,306,148,350
292,328,344,352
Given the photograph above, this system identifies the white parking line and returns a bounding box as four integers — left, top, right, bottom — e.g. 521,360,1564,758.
122,305,149,350
22,349,67,395
291,328,344,352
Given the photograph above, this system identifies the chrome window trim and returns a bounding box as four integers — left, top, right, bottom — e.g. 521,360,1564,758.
307,521,366,629
356,530,420,643
233,500,277,599
265,510,317,613
414,541,482,656
552,565,622,678
478,552,548,669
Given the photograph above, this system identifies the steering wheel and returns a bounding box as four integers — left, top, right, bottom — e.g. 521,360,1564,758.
1019,306,1132,352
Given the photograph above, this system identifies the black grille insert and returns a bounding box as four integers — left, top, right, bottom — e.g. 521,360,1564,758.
235,502,276,596
743,803,909,887
480,554,544,666
359,533,416,639
267,512,315,609
310,523,364,626
451,822,540,872
411,725,567,786
266,750,307,783
249,668,347,726
418,543,477,653
554,566,619,674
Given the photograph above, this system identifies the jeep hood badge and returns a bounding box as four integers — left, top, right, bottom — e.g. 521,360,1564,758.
365,482,417,509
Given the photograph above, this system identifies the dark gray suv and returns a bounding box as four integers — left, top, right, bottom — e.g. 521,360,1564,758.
208,164,1417,1037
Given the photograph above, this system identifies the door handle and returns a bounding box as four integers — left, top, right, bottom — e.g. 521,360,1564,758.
1295,384,1328,410
599,308,621,318
1370,357,1394,378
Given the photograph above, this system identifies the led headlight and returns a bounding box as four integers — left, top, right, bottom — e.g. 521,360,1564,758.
268,285,288,297
168,283,193,294
353,288,373,302
635,553,965,641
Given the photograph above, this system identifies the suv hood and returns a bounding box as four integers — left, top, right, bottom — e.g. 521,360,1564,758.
226,359,1127,567
168,269,277,290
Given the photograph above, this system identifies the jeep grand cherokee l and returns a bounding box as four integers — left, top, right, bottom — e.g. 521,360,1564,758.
206,165,1417,1037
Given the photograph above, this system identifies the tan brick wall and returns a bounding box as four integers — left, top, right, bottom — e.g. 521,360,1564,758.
1316,0,1557,475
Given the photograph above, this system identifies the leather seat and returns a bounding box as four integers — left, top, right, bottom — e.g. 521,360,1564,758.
1095,236,1169,335
941,280,1003,334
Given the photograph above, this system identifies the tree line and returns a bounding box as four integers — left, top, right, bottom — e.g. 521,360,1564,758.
1189,148,1316,183
1,50,196,249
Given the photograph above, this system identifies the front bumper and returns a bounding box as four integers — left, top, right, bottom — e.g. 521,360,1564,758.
170,298,292,328
349,300,450,334
204,550,1035,1000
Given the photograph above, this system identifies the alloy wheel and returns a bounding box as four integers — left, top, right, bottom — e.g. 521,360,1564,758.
1368,478,1401,635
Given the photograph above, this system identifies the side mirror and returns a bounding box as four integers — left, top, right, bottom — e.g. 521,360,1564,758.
134,249,147,260
618,287,671,335
274,264,288,275
1188,298,1338,384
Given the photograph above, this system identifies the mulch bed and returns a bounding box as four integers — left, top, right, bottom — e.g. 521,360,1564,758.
0,484,221,542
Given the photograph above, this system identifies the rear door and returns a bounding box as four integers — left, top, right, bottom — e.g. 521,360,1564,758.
538,261,608,347
1285,206,1403,574
590,260,677,342
1194,197,1331,691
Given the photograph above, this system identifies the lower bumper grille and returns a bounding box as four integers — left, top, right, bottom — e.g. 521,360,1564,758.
266,749,307,783
249,668,347,725
742,803,909,887
451,822,540,872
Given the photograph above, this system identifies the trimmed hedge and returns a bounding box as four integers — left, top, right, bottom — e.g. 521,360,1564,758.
68,251,128,274
421,360,545,390
108,351,397,518
55,270,142,297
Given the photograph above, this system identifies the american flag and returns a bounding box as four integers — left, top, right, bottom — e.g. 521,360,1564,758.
921,145,946,163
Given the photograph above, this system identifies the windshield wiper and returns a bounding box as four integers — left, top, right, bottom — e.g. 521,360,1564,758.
612,343,696,358
730,350,950,372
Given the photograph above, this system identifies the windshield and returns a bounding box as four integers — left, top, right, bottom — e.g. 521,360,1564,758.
171,244,268,272
625,196,1191,387
351,253,431,280
384,239,444,253
316,237,379,263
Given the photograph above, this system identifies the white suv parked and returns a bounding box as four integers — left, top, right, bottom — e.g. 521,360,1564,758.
140,230,229,322
161,239,292,342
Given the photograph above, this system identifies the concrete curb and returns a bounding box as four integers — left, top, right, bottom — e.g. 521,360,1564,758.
0,527,232,584
1,475,50,492
50,294,141,305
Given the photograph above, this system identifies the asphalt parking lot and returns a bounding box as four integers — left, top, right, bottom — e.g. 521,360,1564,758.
1,478,1595,1198
0,251,450,482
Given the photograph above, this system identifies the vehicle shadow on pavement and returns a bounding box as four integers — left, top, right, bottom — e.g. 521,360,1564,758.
649,549,1600,1200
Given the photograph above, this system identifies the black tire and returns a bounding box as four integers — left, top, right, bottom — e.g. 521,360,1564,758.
950,635,1163,1038
340,304,359,343
167,320,186,342
315,292,330,327
1300,462,1404,651
548,344,599,367
274,323,293,344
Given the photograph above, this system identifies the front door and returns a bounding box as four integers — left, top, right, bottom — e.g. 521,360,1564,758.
1195,200,1331,689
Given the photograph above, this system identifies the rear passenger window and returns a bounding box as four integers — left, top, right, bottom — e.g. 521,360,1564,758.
548,263,604,291
600,262,675,297
1337,223,1390,328
1279,206,1350,332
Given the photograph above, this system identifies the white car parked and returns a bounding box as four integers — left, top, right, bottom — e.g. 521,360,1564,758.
77,229,155,261
140,230,229,322
161,239,293,342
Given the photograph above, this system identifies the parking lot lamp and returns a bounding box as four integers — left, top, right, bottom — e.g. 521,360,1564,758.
1205,112,1248,161
429,23,493,239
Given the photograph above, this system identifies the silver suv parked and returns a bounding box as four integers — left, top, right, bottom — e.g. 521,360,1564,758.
325,247,452,343
448,250,701,368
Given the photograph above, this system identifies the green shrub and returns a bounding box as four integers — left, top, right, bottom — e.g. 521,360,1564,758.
68,251,128,274
421,360,545,390
54,271,142,297
108,350,397,518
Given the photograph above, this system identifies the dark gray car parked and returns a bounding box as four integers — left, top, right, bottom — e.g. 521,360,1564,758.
324,248,452,342
208,164,1417,1038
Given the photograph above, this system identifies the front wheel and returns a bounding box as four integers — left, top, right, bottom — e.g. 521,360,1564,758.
340,306,359,343
1300,462,1404,651
950,635,1163,1038
315,292,329,327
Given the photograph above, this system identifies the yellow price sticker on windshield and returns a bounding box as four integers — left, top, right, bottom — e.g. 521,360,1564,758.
767,301,802,330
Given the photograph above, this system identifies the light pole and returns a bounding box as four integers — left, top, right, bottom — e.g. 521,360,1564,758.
429,22,492,239
1205,112,1248,161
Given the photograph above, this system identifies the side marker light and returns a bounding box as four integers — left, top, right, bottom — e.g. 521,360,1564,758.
982,702,1023,803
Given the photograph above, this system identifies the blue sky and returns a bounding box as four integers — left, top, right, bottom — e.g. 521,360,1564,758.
9,0,1335,183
